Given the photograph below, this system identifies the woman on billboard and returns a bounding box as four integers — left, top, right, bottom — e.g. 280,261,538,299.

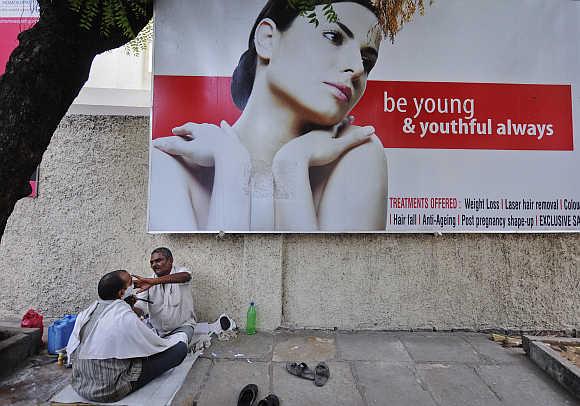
150,0,387,231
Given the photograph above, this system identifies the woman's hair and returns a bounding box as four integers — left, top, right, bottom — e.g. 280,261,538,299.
231,0,378,110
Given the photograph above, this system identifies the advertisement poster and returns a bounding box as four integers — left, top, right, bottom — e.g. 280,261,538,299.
149,0,580,233
1,0,39,197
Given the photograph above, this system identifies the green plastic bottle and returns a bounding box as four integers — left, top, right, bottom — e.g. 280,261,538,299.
246,302,256,335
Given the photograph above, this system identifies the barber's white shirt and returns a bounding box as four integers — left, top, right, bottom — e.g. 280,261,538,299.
136,265,196,336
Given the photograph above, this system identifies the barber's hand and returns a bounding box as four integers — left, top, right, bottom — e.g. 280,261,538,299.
153,121,249,168
124,295,137,307
273,117,374,168
132,275,155,294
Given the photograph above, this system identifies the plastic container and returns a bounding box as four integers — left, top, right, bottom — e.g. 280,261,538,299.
48,314,77,354
246,302,256,335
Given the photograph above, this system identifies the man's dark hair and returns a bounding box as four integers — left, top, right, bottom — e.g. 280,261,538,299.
97,270,127,300
151,247,173,259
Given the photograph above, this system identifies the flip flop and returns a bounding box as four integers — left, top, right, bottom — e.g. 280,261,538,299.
314,362,330,387
237,384,258,406
219,315,232,331
218,313,237,331
257,394,280,406
286,362,315,380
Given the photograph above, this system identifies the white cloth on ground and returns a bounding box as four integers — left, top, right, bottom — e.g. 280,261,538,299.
194,315,235,336
135,265,196,336
51,352,200,406
66,299,187,363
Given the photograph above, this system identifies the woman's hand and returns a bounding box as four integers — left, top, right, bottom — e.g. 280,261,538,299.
271,119,374,231
153,121,249,167
273,119,375,168
153,121,251,230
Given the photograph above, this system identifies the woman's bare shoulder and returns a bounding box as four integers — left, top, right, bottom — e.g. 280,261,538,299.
322,129,387,196
337,131,387,177
317,131,387,230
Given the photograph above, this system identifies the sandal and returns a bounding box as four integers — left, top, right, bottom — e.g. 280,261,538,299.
219,313,237,331
257,394,280,406
285,362,315,380
314,362,330,387
237,384,258,406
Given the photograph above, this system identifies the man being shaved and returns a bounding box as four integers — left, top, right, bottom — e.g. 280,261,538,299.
67,270,191,403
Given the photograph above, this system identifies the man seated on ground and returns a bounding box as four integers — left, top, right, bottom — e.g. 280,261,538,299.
133,247,197,338
134,247,236,342
66,270,193,403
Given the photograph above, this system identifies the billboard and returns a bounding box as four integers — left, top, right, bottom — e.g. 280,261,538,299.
149,0,580,233
1,1,39,197
0,0,37,74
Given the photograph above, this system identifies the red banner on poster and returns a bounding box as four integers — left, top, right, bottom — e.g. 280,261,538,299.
152,76,572,151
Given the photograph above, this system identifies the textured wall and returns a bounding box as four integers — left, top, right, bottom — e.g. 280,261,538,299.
0,116,578,331
0,116,282,330
283,234,580,330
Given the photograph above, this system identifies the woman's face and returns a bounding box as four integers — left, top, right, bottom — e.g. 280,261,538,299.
265,2,381,127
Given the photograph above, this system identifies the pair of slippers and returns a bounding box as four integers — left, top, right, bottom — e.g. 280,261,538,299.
237,384,279,406
286,362,330,386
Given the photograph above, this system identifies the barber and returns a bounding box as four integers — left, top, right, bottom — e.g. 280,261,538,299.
133,247,196,340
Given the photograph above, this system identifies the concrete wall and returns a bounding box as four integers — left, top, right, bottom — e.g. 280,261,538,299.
1,116,578,332
70,48,151,116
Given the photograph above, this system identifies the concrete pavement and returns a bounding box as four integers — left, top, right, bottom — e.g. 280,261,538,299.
172,330,579,406
0,330,578,405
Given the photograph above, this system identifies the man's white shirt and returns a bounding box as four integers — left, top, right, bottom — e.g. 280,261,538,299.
136,265,197,336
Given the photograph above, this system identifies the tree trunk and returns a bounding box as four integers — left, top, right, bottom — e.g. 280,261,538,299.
0,0,152,240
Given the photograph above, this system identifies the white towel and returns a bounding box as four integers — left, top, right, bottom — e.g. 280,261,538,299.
66,299,186,363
